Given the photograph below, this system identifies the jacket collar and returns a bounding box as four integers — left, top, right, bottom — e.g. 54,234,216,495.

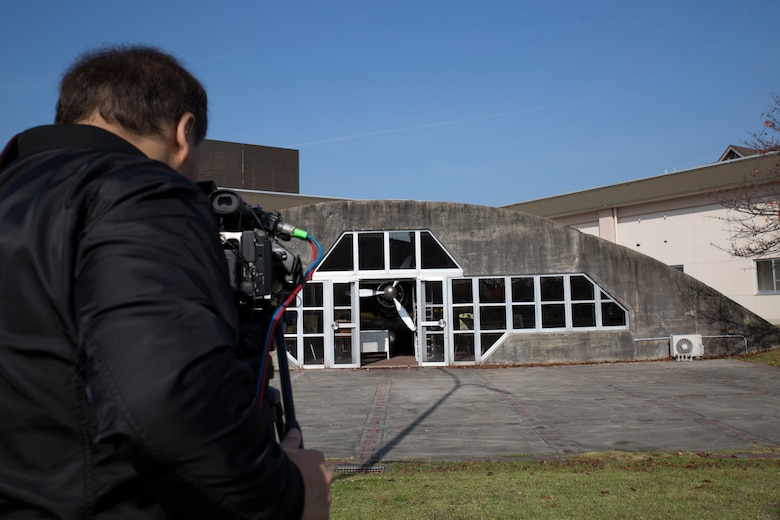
0,125,146,170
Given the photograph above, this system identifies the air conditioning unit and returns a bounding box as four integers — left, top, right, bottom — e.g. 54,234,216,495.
670,334,704,360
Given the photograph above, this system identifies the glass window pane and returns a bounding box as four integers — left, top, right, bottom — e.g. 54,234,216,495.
453,306,474,330
454,333,475,361
512,305,535,329
334,309,352,322
334,335,353,364
420,231,458,269
570,275,594,301
303,283,323,307
511,277,534,302
540,276,564,301
756,260,774,292
451,279,473,304
601,302,627,326
303,337,324,365
481,333,503,354
541,304,565,328
480,306,506,330
284,310,298,333
358,232,385,270
425,281,443,304
425,334,444,362
285,337,298,359
333,282,351,306
389,231,416,269
479,278,505,303
318,234,354,272
572,303,596,327
303,310,323,333
775,261,780,289
427,306,444,322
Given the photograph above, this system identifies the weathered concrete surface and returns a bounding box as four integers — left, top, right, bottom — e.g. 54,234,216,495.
491,331,640,365
280,200,779,364
291,360,780,462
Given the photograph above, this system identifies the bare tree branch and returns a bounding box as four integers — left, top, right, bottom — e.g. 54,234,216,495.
714,92,780,258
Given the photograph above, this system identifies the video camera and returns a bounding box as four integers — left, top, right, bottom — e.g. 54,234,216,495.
199,182,308,444
209,188,304,308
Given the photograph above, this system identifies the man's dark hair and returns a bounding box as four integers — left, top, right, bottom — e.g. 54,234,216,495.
55,45,208,143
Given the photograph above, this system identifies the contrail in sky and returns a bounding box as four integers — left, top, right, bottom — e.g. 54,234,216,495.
287,104,563,148
288,93,647,148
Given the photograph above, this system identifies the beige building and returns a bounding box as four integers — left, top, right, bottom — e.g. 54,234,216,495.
505,149,780,325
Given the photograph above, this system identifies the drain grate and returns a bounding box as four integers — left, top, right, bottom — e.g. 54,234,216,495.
333,464,387,474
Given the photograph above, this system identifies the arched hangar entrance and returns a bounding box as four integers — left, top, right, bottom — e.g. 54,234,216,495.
283,230,461,368
282,230,628,368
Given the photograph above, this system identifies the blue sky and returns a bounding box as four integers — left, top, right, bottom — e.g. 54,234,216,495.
1,1,778,206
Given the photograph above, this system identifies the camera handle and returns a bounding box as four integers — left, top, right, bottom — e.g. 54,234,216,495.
274,321,302,448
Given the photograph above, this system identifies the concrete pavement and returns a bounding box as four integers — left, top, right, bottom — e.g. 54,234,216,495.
285,359,779,466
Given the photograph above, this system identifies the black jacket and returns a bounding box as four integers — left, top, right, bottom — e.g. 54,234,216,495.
0,125,304,519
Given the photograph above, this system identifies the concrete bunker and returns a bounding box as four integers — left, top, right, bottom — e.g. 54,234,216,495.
277,200,779,368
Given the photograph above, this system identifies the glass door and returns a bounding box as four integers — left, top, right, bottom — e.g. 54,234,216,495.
330,281,359,367
419,279,448,366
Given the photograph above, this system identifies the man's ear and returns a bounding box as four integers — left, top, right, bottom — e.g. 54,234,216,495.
172,112,196,169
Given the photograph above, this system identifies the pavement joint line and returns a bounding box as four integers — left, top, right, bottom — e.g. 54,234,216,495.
291,360,780,460
476,370,582,454
354,372,391,463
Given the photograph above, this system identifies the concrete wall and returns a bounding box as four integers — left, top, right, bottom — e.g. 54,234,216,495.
279,200,779,364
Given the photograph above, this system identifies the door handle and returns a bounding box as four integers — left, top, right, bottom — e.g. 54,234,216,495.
332,322,357,330
420,319,446,328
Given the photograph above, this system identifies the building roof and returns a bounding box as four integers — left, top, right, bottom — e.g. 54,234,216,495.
718,144,761,162
502,152,778,219
225,188,352,213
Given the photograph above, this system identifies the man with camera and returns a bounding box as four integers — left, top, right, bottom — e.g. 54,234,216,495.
0,46,331,519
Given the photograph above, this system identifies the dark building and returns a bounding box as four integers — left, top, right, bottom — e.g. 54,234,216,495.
200,139,299,193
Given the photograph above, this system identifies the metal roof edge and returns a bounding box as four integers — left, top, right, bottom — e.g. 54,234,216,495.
502,152,778,218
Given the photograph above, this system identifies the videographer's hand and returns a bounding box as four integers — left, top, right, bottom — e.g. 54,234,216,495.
281,428,332,520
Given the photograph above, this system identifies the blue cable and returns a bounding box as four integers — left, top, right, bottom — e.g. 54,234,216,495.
255,234,323,399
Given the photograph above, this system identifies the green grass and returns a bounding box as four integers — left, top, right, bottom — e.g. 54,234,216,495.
735,346,780,367
331,350,780,518
331,452,780,519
